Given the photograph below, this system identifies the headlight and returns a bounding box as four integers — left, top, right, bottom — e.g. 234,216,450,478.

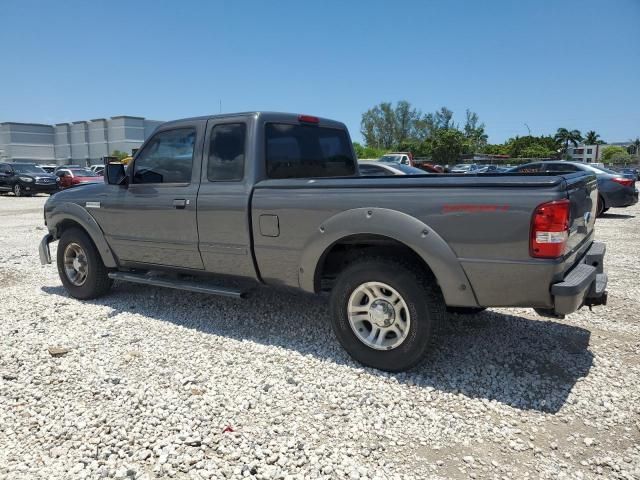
18,176,34,182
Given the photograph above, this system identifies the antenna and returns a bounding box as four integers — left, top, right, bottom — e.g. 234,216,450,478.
219,99,222,114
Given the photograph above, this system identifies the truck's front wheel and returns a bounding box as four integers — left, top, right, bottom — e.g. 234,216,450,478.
57,228,112,299
330,258,445,372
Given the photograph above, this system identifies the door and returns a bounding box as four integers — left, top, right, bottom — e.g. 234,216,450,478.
96,125,205,269
196,119,257,278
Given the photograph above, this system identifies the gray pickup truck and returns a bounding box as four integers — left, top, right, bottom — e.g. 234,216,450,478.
39,112,608,371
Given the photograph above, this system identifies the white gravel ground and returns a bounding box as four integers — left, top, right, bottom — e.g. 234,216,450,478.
0,195,639,480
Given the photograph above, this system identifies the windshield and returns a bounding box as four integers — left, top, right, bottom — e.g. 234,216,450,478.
453,164,470,170
70,168,98,177
13,164,46,174
581,164,617,175
379,155,402,163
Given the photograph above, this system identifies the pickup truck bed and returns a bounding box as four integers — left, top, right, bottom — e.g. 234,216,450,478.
251,173,599,310
39,111,608,372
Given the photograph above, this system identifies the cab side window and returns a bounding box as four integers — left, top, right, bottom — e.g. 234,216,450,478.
133,128,196,184
207,123,246,181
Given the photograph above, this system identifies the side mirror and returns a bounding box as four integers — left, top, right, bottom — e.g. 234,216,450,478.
105,163,127,185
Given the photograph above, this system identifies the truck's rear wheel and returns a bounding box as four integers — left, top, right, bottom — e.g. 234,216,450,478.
329,258,445,372
57,228,112,299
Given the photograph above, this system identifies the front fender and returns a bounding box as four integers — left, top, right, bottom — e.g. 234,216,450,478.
47,202,118,268
298,207,479,307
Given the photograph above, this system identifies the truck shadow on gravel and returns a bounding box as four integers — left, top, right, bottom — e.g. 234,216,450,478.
599,212,635,219
42,283,593,414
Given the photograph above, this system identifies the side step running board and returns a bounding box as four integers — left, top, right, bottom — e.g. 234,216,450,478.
108,272,246,299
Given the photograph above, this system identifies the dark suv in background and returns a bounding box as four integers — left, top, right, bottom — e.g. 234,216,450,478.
509,161,638,216
0,163,60,196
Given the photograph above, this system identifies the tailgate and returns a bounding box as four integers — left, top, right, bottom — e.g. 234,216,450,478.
563,172,598,255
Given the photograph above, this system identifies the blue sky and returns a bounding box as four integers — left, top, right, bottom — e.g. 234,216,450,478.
1,0,638,144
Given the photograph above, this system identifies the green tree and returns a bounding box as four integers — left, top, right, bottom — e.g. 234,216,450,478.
360,101,423,149
519,145,556,158
463,109,488,152
352,142,389,159
601,145,631,162
584,131,604,145
503,135,560,158
482,143,510,155
554,128,583,154
429,129,466,164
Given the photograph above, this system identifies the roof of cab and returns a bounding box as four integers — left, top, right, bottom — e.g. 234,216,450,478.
159,112,347,129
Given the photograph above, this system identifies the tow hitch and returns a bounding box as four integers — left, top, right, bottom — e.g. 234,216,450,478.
586,291,608,311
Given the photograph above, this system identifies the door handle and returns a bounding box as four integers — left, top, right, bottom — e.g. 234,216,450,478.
173,199,189,209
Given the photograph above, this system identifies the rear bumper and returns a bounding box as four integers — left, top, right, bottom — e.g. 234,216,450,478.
605,188,638,208
39,234,54,265
551,241,607,316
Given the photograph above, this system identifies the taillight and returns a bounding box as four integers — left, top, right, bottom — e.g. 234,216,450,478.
611,177,634,187
530,199,570,258
298,114,319,124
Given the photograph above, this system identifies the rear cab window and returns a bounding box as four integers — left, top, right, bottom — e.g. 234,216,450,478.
265,123,355,179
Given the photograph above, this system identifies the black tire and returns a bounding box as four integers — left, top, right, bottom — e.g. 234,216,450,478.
329,257,445,372
57,227,112,299
596,195,606,217
447,306,487,315
13,184,23,197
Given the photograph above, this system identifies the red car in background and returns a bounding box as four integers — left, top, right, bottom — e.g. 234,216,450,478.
55,167,103,189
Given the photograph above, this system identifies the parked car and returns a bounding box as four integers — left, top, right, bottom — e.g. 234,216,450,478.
618,167,639,181
39,112,607,372
474,165,509,173
378,153,442,173
378,152,413,165
358,161,428,176
509,161,638,216
450,163,481,173
40,164,59,174
54,165,81,174
55,167,103,189
0,162,59,196
90,165,105,175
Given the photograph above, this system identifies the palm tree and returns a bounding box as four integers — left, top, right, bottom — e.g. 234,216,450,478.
629,137,640,155
584,131,601,145
554,128,583,154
